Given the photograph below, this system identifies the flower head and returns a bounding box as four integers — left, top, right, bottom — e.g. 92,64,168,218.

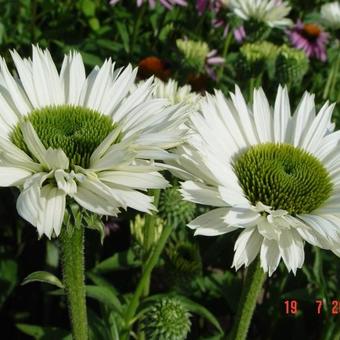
176,39,224,79
229,0,292,28
110,0,187,9
321,1,340,30
141,297,191,339
287,20,329,61
0,46,188,238
174,86,340,276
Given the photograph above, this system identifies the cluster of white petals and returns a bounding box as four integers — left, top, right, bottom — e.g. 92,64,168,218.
175,86,340,276
0,46,188,238
321,1,340,30
229,0,292,28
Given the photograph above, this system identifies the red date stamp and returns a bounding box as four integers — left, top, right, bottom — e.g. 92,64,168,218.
283,299,340,315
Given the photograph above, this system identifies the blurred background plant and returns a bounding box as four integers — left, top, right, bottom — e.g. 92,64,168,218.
0,0,339,339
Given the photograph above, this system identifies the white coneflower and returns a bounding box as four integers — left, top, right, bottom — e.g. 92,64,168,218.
321,1,340,30
0,46,188,238
229,0,292,28
174,85,340,276
152,78,201,108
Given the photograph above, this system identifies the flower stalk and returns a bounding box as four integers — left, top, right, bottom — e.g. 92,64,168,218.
123,223,173,339
60,225,88,340
228,257,266,340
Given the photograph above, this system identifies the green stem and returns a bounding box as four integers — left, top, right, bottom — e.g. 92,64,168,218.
123,223,173,339
329,53,340,100
227,257,266,340
217,30,233,81
60,226,88,340
323,52,340,100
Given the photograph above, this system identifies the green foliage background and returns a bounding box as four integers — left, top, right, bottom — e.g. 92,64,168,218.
0,0,339,339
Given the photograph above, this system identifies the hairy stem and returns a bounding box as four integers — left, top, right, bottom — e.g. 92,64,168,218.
60,226,88,340
228,257,266,340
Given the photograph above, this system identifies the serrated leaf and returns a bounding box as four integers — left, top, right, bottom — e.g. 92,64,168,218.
22,271,64,289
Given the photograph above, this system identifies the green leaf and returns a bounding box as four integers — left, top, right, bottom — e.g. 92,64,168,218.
86,285,123,314
89,17,100,31
21,271,64,289
116,22,130,53
93,249,141,273
80,51,103,67
177,296,223,334
16,324,71,340
80,0,96,17
0,258,18,309
88,308,112,340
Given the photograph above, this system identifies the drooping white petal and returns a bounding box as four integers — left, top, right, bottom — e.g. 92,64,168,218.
37,184,66,238
232,227,263,270
278,229,304,274
260,238,281,276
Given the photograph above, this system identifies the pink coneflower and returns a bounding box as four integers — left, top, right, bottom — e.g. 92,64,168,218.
110,0,187,9
287,21,329,62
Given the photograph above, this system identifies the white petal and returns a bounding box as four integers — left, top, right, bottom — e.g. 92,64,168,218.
0,167,32,186
98,170,168,190
260,238,281,276
218,185,249,206
180,180,226,206
90,127,121,164
188,208,238,236
273,85,290,143
20,122,48,166
16,177,43,230
45,148,69,170
253,88,273,143
104,184,156,213
0,57,32,115
278,229,304,274
37,184,66,238
229,86,259,145
90,142,136,171
232,227,262,270
60,51,86,105
288,92,315,146
301,102,335,154
224,206,260,227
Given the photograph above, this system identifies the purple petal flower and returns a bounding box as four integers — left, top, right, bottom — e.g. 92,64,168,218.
287,20,329,62
234,26,246,43
110,0,187,9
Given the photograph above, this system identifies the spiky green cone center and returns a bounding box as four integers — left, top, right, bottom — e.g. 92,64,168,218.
233,143,332,215
11,105,116,168
142,297,191,340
